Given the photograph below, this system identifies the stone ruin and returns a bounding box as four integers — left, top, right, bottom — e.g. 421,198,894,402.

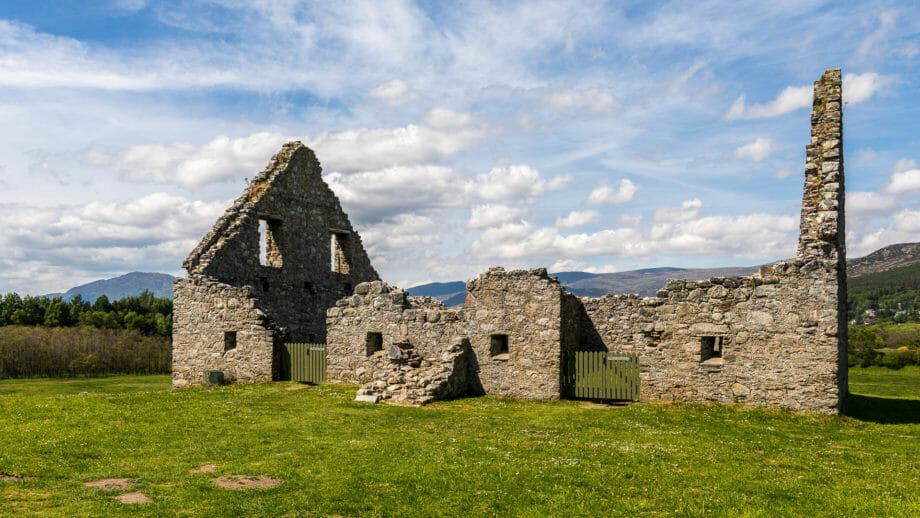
174,69,848,414
172,143,379,387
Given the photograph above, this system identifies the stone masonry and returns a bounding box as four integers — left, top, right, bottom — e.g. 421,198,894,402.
172,142,379,387
325,69,847,413
327,268,571,403
177,69,847,414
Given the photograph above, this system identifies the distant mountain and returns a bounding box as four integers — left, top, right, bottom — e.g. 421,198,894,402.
406,281,466,307
48,272,178,301
562,266,760,297
848,242,920,277
407,265,762,306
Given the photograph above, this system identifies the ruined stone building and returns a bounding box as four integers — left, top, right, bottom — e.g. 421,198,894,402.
175,69,847,414
172,143,378,387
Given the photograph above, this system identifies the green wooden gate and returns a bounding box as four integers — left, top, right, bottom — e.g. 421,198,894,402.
284,343,326,383
563,351,640,401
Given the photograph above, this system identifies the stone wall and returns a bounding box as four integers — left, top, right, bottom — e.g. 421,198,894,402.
574,68,847,414
326,268,567,404
172,278,276,387
580,261,841,412
324,69,846,413
173,142,379,387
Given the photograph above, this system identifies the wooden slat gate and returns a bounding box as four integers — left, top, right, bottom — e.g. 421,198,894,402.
284,343,326,383
563,351,640,401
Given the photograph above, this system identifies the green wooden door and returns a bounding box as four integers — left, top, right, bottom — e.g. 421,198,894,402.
284,343,326,383
565,351,640,401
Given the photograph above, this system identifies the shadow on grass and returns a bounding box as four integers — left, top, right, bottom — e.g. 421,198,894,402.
842,393,920,424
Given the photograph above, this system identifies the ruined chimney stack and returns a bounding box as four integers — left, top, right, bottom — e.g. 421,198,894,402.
797,68,844,266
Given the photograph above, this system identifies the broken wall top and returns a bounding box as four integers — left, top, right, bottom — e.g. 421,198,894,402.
182,141,378,284
798,68,844,266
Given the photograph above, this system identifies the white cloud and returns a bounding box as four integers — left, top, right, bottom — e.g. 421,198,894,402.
550,258,586,272
309,111,483,172
555,210,601,229
472,221,648,260
368,79,420,105
724,86,811,120
89,110,483,189
586,179,637,206
545,89,619,113
359,214,441,254
468,204,524,229
653,198,702,223
88,133,294,189
884,168,920,194
893,158,916,173
617,212,643,226
0,193,225,294
847,191,897,219
325,165,459,223
469,165,571,202
849,208,920,257
891,209,920,234
843,72,896,104
734,138,776,161
725,71,895,121
472,209,797,264
775,167,795,179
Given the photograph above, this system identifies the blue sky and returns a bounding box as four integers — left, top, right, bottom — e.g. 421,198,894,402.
1,0,918,295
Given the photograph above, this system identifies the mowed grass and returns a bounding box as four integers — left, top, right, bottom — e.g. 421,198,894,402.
0,371,917,517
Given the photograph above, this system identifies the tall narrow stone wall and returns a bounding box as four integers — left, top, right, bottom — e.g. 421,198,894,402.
796,68,848,398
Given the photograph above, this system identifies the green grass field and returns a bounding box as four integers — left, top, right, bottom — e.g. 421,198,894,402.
1,369,918,517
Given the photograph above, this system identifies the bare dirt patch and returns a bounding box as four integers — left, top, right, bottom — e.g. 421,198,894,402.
212,475,283,489
83,478,133,490
0,473,33,482
115,492,151,504
190,464,217,473
579,401,631,409
284,384,310,391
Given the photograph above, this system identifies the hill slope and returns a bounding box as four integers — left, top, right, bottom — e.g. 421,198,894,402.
848,242,920,277
48,272,178,301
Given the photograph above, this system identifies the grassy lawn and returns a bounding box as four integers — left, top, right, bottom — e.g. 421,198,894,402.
0,371,918,517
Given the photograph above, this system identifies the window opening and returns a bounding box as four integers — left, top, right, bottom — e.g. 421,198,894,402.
701,336,723,362
330,232,351,274
260,276,269,292
224,331,237,352
490,334,509,358
366,332,383,356
259,217,284,267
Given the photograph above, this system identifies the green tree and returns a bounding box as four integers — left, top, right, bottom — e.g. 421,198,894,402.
92,295,112,313
43,298,72,327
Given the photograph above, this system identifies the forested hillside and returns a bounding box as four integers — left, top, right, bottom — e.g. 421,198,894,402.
848,262,920,324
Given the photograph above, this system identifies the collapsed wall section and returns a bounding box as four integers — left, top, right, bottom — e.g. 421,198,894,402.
325,268,567,404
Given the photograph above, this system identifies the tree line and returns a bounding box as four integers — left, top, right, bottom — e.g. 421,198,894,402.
0,290,172,338
0,291,173,377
